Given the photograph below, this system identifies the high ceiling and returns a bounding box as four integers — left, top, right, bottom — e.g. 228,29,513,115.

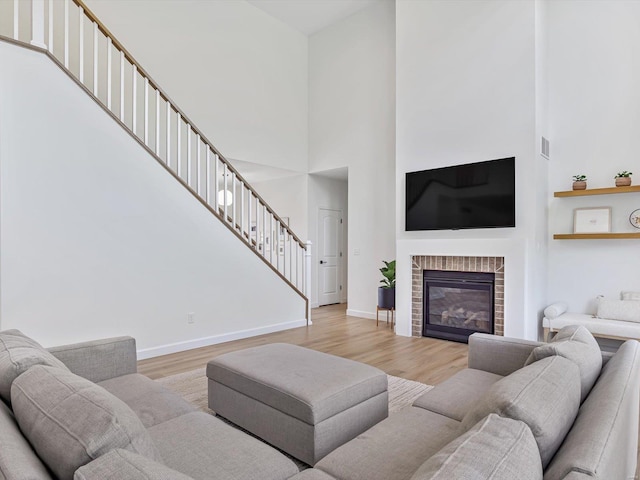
246,0,384,35
234,1,376,182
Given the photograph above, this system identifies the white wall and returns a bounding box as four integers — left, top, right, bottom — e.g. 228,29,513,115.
309,1,396,319
308,175,349,307
251,174,309,242
83,0,308,173
0,42,306,356
395,0,543,339
546,0,640,313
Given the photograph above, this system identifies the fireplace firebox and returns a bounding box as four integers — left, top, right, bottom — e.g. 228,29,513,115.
423,270,495,343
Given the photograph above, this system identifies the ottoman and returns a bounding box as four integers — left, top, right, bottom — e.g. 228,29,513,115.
207,343,388,465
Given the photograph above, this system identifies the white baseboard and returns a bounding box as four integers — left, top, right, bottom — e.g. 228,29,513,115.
310,302,319,309
137,319,307,360
346,309,377,320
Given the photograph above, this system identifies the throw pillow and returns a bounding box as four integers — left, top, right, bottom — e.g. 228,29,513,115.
525,325,602,402
621,291,640,301
410,414,542,480
0,329,69,403
543,302,568,319
596,298,640,323
461,356,581,469
74,449,192,480
11,365,162,480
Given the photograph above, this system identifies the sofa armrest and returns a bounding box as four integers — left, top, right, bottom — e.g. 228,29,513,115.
48,336,137,383
468,333,543,376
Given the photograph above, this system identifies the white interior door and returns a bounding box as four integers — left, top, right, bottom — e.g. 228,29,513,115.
318,208,342,306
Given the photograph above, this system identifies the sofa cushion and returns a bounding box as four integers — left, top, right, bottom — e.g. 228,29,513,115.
596,298,640,323
544,340,640,480
315,407,460,480
461,356,581,469
410,414,542,480
0,329,69,403
74,449,193,480
147,411,299,480
525,325,602,402
412,369,503,421
0,399,54,480
11,365,161,480
98,373,197,428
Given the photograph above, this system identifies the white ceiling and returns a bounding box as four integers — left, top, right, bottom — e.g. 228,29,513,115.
229,160,348,184
229,158,303,183
246,0,384,35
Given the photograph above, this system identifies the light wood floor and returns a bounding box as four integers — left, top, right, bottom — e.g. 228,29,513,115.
139,303,469,386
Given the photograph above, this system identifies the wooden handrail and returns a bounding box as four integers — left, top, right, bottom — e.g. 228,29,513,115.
71,0,306,249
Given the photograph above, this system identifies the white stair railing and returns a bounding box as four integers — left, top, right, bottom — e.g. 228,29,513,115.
1,0,311,316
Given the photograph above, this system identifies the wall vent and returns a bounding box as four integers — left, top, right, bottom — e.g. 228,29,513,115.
541,136,550,159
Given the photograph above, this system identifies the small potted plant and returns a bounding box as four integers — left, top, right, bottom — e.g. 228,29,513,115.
572,174,587,190
378,260,396,310
615,171,633,187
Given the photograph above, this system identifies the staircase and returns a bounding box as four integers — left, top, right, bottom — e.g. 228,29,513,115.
1,0,310,318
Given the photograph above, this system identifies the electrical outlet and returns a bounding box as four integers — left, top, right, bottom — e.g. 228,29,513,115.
187,312,195,324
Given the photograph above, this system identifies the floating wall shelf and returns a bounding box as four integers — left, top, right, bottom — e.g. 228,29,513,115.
553,233,640,240
554,185,640,197
553,185,640,239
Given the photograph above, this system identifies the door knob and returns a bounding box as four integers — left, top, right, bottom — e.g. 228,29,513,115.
320,260,325,264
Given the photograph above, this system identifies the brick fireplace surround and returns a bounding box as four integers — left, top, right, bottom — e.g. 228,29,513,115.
411,256,505,338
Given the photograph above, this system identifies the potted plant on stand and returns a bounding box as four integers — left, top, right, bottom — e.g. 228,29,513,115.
615,171,633,187
378,260,396,310
572,174,587,190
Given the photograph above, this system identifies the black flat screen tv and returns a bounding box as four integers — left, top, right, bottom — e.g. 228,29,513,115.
405,157,515,231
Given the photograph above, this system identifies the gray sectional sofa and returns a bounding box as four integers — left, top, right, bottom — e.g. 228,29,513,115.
308,327,640,480
0,325,638,480
0,332,299,480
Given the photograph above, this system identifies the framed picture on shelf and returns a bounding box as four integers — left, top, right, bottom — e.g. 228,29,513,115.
573,207,611,234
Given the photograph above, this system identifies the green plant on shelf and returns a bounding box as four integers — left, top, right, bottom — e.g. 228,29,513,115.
572,174,587,182
615,171,633,178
